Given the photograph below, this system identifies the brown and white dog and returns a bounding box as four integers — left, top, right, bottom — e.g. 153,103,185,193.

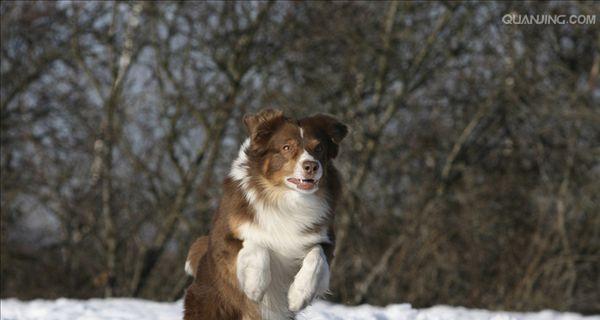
183,109,347,320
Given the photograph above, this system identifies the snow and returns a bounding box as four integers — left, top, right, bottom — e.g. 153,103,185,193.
1,298,597,320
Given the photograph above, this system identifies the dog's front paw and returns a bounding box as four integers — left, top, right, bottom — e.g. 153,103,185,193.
237,243,271,302
288,246,330,312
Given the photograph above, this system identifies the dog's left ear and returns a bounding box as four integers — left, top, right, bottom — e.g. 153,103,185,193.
304,114,348,158
309,114,348,144
326,116,348,145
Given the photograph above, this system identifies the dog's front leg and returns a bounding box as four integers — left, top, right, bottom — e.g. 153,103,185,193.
288,245,330,312
236,241,271,302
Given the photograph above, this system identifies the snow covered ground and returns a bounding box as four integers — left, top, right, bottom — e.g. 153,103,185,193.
1,298,597,320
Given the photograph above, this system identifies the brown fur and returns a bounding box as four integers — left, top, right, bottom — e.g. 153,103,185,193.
184,110,347,320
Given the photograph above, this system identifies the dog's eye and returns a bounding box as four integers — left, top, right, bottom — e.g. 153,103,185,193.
282,145,290,151
315,145,323,153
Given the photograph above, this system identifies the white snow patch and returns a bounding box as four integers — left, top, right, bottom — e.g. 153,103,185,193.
0,298,597,320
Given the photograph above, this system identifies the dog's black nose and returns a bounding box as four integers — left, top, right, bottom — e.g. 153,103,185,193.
302,160,319,175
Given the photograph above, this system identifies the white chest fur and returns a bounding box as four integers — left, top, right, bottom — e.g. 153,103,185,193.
239,191,330,257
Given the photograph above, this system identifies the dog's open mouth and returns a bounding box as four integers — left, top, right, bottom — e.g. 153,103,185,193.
286,178,319,190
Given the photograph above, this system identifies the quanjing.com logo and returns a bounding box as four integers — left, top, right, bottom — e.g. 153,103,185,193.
502,14,596,25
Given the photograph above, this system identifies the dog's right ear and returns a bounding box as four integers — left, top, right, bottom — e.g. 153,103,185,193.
243,109,284,142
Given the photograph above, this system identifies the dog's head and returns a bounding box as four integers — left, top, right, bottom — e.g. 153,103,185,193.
244,109,347,194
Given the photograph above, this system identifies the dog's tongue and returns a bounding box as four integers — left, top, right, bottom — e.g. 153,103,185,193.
287,178,316,190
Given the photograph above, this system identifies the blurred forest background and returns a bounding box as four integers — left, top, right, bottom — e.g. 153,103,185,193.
1,1,599,314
